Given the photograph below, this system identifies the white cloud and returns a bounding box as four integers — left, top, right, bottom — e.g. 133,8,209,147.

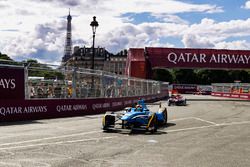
152,14,189,25
242,1,250,9
1,0,243,65
215,40,250,50
181,18,250,50
182,34,214,48
2,20,65,64
99,0,223,15
98,22,188,53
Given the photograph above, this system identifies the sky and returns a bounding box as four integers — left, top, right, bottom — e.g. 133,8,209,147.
1,0,250,64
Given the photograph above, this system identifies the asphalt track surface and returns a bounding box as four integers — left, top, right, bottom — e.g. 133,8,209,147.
0,95,250,167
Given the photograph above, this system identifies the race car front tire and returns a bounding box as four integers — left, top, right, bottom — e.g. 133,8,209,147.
102,114,115,131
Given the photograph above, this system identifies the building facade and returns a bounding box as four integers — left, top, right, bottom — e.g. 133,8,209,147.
103,55,127,75
64,46,127,75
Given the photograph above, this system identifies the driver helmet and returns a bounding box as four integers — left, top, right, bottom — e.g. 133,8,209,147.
136,104,142,108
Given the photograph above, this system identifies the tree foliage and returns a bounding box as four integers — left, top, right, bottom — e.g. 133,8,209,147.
152,69,173,83
22,59,64,80
0,52,13,61
153,68,250,84
0,53,64,80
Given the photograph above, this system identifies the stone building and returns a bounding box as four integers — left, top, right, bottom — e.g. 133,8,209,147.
64,46,127,75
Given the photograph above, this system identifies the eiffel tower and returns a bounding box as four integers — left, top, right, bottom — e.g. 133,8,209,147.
62,9,72,63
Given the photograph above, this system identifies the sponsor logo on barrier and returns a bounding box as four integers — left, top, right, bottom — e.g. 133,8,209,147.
0,78,16,89
240,95,249,98
0,68,24,100
167,52,250,65
133,99,138,104
173,85,197,90
0,106,47,116
124,100,132,105
147,47,250,69
112,101,122,107
57,104,87,112
92,103,110,110
103,103,110,108
212,92,250,100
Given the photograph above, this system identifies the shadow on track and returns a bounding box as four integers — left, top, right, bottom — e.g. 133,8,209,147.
0,120,43,126
103,123,176,135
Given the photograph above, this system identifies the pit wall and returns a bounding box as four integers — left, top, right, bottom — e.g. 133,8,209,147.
0,94,167,122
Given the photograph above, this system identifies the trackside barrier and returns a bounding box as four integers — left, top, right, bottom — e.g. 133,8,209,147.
211,92,250,100
0,94,165,122
0,60,168,122
212,83,250,100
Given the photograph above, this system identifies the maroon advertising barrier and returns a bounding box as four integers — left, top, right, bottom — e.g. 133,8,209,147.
0,66,167,122
146,47,250,69
172,84,197,94
212,92,250,100
0,67,25,100
0,94,166,122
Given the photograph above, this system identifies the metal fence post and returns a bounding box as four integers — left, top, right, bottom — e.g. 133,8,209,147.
24,64,29,99
72,67,77,98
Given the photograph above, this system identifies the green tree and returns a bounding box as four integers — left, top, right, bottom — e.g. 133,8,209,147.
152,69,173,83
228,70,250,83
22,59,64,80
0,52,12,60
173,69,197,84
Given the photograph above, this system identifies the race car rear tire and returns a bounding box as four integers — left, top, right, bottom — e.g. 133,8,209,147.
151,115,158,133
168,102,171,106
158,107,168,125
147,113,158,133
163,108,168,125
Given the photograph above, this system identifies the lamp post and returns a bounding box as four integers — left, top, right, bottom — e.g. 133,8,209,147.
90,16,99,96
90,16,99,70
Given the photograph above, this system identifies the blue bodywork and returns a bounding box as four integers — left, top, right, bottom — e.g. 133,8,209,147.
121,100,165,127
103,99,167,132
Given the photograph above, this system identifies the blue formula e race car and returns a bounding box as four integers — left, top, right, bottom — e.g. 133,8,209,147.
102,99,168,133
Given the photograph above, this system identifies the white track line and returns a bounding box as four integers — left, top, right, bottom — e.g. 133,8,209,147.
192,117,217,125
165,125,215,133
165,120,250,133
169,117,194,122
169,117,217,125
0,136,117,151
0,130,102,147
219,120,250,126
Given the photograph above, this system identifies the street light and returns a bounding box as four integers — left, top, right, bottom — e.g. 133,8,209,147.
90,16,99,70
90,16,99,96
